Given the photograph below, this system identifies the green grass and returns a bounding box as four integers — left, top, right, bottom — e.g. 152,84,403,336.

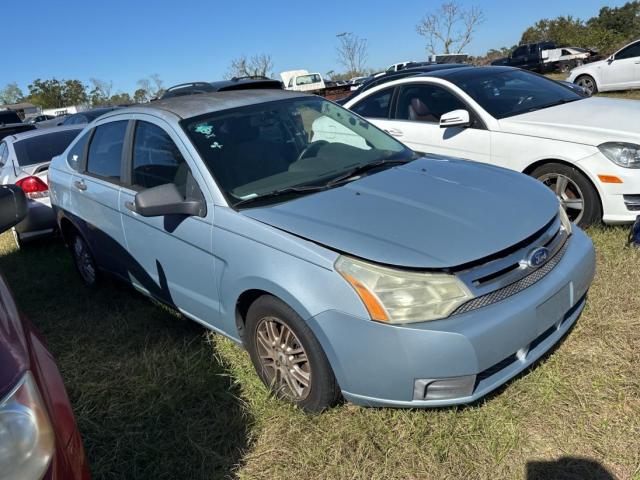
1,226,639,480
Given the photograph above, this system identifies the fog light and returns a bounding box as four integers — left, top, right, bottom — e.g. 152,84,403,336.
413,375,476,401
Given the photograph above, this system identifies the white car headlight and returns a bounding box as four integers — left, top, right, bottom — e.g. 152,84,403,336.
599,142,640,168
335,256,474,324
558,204,573,233
0,372,55,480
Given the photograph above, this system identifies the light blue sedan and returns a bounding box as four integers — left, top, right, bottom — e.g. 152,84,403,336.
48,90,595,411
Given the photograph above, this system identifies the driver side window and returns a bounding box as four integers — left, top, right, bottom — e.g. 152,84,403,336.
616,41,640,60
131,121,199,200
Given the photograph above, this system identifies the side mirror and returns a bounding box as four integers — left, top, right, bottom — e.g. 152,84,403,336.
0,185,28,233
128,183,206,218
607,55,615,64
440,109,470,129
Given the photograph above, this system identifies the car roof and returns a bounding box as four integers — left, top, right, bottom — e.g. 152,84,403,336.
161,78,283,99
5,125,84,143
120,89,310,120
406,65,518,83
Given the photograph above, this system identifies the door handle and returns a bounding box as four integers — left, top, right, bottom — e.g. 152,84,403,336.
635,61,640,64
385,128,403,137
73,180,87,191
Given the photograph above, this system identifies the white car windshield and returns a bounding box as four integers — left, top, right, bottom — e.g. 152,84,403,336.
454,69,583,119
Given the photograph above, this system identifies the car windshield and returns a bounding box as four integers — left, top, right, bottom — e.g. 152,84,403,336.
183,97,413,207
453,69,583,119
14,129,81,166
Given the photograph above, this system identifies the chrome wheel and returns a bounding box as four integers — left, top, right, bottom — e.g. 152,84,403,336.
73,236,96,284
539,173,584,224
576,76,595,96
255,316,311,401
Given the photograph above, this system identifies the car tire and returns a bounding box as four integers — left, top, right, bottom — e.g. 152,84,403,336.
531,163,602,228
575,75,597,96
245,295,340,412
70,233,99,286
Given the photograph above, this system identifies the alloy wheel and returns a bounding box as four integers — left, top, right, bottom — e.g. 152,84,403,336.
73,236,96,284
538,172,585,224
576,77,595,96
255,316,311,401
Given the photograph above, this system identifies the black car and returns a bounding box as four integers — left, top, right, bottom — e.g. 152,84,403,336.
61,107,123,126
160,76,283,99
0,110,34,140
337,64,469,105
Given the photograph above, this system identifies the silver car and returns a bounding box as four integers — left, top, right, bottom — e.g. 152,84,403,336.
0,126,82,246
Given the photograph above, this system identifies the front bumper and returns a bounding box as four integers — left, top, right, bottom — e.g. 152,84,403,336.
14,197,56,238
577,151,640,224
307,228,595,407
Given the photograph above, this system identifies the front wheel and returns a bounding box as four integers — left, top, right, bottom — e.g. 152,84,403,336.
575,75,597,96
245,295,340,412
531,163,602,228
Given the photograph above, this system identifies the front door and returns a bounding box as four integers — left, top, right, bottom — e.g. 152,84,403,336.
603,41,640,89
387,83,491,163
118,117,219,327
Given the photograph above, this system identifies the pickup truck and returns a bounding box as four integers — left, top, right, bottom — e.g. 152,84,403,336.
281,70,352,101
491,42,557,72
491,42,598,73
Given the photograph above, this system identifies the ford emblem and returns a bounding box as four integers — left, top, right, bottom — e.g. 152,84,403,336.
527,247,549,268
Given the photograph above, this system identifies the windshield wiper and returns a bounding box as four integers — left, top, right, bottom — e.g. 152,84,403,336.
325,158,410,188
522,98,580,114
232,184,328,209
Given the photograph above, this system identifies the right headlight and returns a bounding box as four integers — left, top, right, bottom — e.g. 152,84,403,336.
0,372,55,480
598,142,640,168
335,256,474,324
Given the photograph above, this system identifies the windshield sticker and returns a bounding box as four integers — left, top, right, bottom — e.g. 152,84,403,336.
195,124,217,139
210,142,223,150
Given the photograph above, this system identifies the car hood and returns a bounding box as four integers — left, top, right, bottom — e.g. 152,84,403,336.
242,157,558,269
499,97,640,146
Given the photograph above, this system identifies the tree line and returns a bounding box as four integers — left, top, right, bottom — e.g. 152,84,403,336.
0,75,165,109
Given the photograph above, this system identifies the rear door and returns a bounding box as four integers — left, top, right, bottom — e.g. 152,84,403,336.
70,119,129,273
385,82,491,162
118,116,219,326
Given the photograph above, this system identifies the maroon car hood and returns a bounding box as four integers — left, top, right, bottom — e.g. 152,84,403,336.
0,273,28,399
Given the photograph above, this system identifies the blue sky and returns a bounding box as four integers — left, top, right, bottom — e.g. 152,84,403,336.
3,0,626,94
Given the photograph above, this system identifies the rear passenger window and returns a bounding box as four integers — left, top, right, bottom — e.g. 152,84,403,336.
351,88,393,119
0,143,8,167
132,122,190,196
87,121,127,181
67,132,89,171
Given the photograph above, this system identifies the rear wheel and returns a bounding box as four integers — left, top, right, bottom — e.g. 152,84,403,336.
575,75,597,96
531,163,602,228
245,295,340,412
71,234,98,286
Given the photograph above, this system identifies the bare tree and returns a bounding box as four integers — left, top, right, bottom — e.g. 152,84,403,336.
416,2,484,55
336,33,368,76
136,74,165,101
226,54,274,79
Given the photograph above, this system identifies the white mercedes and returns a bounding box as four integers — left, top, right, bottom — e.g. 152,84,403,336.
342,66,640,226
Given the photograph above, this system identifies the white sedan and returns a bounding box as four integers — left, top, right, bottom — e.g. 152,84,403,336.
568,39,640,96
342,66,640,226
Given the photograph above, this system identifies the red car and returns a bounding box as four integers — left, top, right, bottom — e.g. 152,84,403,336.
0,185,90,480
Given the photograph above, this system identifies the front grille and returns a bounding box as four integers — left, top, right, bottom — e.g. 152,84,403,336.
452,238,570,316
